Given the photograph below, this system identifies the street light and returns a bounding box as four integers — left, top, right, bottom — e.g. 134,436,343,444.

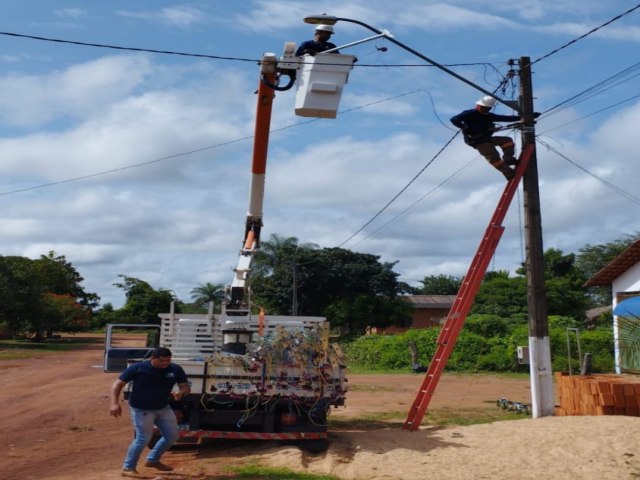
303,14,519,112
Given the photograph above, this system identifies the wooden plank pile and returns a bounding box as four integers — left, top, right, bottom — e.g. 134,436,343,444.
555,372,640,416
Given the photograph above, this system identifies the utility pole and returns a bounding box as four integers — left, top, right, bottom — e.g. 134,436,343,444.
518,56,555,417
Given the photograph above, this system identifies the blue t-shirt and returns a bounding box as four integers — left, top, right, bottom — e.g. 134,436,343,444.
119,361,188,410
295,40,339,56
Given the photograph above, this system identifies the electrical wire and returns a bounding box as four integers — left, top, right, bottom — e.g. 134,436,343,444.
529,3,640,67
541,61,640,117
536,137,640,206
339,80,515,249
0,30,501,70
338,130,460,248
539,92,640,136
348,150,477,250
0,30,259,63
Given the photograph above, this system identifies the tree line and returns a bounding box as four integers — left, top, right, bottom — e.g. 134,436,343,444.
0,233,637,341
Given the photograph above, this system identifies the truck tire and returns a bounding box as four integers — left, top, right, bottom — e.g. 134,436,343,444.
300,439,328,454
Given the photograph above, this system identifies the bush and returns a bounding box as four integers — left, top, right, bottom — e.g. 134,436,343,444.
343,321,615,374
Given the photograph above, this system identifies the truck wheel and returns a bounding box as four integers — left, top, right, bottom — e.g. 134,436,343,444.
300,439,328,454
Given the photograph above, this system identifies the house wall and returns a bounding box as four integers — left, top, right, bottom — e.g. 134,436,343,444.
411,308,449,329
613,262,640,293
611,261,640,374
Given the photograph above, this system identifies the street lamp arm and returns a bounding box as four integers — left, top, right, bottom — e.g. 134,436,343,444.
304,14,519,113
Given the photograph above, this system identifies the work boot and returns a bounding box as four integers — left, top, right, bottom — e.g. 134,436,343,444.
499,165,515,180
120,468,141,478
504,156,519,167
144,460,173,471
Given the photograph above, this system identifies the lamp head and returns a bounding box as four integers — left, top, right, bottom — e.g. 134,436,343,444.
304,14,338,25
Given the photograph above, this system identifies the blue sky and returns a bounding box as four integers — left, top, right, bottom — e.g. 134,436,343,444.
1,1,639,308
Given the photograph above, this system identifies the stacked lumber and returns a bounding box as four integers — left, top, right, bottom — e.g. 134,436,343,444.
555,372,640,416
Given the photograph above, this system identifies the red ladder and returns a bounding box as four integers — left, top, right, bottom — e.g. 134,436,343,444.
402,144,535,431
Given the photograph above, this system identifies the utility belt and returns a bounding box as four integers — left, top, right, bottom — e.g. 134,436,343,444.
464,133,491,147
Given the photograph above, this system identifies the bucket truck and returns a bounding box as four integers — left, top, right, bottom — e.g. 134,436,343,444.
103,44,356,452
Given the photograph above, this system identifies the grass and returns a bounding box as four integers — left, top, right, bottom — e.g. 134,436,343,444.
214,463,340,479
0,336,99,360
346,364,531,378
347,383,395,392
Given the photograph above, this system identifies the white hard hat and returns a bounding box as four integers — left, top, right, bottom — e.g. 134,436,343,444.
476,96,496,108
314,24,334,33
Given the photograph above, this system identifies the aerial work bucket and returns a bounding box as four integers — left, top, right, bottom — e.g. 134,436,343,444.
294,53,356,119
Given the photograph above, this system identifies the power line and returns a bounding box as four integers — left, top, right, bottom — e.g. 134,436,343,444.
339,80,515,249
338,131,460,248
536,138,640,206
542,61,640,117
0,30,500,69
349,155,478,249
539,92,640,135
0,30,258,63
530,3,640,67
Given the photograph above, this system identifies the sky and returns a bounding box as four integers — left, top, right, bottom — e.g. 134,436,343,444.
1,1,640,309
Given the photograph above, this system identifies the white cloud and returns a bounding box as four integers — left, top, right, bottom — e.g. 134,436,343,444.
117,6,206,28
0,55,153,128
55,8,87,19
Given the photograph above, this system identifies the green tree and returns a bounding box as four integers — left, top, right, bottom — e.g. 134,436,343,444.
252,242,411,335
92,302,120,328
114,276,176,324
418,274,462,294
0,256,46,338
0,253,97,338
471,275,528,317
473,249,591,322
42,293,92,335
253,234,319,277
35,251,99,309
190,282,225,310
252,234,319,315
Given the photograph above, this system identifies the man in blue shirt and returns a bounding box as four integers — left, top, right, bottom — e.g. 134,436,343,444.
295,24,340,56
450,96,524,180
110,347,190,477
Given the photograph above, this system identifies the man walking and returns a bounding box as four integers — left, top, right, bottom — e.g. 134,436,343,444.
110,347,190,477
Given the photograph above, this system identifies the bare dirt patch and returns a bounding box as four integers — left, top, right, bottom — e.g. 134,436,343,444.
1,335,638,479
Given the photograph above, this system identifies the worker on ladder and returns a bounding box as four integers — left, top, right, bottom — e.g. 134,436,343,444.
450,96,538,180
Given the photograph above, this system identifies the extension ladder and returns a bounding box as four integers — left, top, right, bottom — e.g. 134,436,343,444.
402,143,535,431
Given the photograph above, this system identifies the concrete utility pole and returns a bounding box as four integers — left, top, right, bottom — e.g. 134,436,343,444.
518,57,555,417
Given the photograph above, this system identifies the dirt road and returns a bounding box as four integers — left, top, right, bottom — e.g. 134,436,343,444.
2,336,637,479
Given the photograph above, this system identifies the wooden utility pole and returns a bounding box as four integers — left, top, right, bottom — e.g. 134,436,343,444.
519,56,555,417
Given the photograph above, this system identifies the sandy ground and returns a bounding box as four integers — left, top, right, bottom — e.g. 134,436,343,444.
1,336,639,479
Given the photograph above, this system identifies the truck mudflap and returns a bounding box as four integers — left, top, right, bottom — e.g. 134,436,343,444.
177,430,327,441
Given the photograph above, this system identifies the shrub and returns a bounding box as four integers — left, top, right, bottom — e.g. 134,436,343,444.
343,321,615,374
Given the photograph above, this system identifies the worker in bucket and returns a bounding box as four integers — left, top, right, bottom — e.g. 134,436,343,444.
110,347,190,477
295,24,340,56
450,96,538,180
